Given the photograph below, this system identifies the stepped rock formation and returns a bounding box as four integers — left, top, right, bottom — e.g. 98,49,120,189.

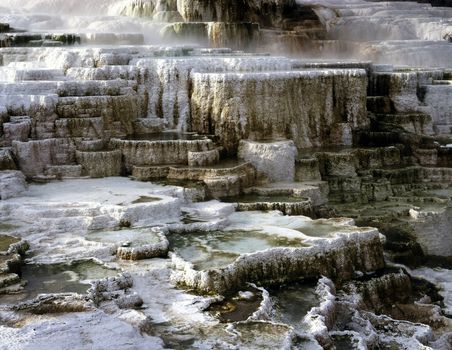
0,0,451,349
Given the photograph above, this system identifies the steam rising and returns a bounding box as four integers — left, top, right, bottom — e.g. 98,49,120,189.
0,0,451,66
0,0,168,44
295,0,452,67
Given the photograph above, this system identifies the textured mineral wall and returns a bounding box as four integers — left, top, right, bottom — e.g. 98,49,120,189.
409,206,452,256
0,170,27,200
161,22,260,49
175,0,296,24
133,56,294,130
110,138,215,171
190,69,368,153
238,140,297,182
171,225,385,293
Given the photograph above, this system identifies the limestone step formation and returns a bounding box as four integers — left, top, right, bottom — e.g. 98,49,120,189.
0,234,28,294
0,0,452,349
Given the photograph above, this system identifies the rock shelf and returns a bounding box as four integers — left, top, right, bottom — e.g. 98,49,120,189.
169,211,384,293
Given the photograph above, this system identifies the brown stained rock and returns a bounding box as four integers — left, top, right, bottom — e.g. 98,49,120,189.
190,69,368,154
76,150,122,178
0,148,17,170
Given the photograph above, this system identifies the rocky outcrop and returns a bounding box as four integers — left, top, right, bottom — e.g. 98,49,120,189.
175,0,297,25
420,83,452,134
190,69,368,153
76,150,122,178
331,269,452,348
0,178,184,231
244,181,329,206
111,138,215,171
162,22,259,49
133,161,257,197
409,205,452,257
0,149,16,170
115,227,169,260
238,140,297,182
87,273,138,306
12,139,76,178
233,197,314,216
0,170,27,200
187,149,219,167
3,116,31,146
370,69,439,111
171,225,384,293
0,234,28,295
134,56,294,130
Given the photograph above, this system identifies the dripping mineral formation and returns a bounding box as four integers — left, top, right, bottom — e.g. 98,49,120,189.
0,0,452,348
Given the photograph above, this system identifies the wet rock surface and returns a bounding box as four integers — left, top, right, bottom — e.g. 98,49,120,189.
0,0,451,348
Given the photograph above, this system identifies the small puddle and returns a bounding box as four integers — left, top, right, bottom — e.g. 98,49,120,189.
0,235,20,252
208,287,263,322
181,214,207,224
168,229,308,270
231,322,293,349
131,196,161,204
331,334,359,349
0,223,20,233
425,188,452,198
0,260,117,304
268,282,319,332
294,221,340,238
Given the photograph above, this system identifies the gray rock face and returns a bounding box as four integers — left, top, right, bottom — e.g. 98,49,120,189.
187,149,219,167
133,55,294,130
0,170,27,200
238,140,297,182
3,116,31,146
76,150,122,178
0,148,16,170
410,206,452,256
422,84,452,134
12,139,76,177
111,138,215,171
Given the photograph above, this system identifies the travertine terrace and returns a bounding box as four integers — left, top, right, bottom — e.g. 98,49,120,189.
0,0,451,349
